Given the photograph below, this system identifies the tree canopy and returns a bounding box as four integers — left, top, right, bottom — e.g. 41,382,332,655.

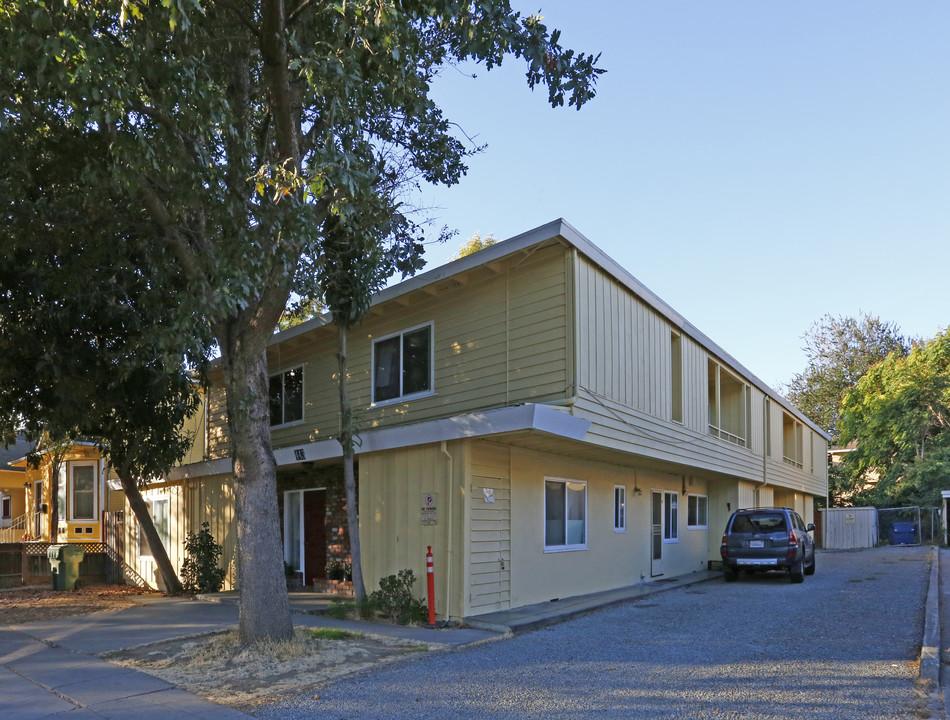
838,329,950,507
783,313,910,444
450,231,497,260
1,1,603,642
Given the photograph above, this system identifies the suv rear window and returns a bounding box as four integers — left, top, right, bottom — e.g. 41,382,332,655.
730,513,787,533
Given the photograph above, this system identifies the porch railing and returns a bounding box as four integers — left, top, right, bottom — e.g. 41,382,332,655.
0,512,35,544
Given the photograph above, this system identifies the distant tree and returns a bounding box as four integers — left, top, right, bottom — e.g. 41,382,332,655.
277,297,326,332
784,313,910,444
450,232,497,261
839,329,950,507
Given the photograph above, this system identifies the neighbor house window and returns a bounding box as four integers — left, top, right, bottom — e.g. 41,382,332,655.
69,461,97,521
269,366,304,427
664,491,678,541
614,486,626,532
545,478,587,551
687,494,708,529
372,324,432,404
139,498,169,558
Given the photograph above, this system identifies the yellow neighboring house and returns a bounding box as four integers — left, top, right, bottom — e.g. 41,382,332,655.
136,219,829,618
0,436,33,541
5,441,123,544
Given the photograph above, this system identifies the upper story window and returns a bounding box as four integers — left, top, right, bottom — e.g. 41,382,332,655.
373,324,433,405
708,360,750,448
0,494,10,520
670,332,683,424
269,366,304,427
783,413,804,468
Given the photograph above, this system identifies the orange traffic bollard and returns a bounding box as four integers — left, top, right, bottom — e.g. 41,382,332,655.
426,546,436,626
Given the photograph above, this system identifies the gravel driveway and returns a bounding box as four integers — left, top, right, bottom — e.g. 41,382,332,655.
252,546,930,720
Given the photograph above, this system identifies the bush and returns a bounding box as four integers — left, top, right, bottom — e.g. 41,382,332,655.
181,522,227,594
370,569,427,625
326,560,345,581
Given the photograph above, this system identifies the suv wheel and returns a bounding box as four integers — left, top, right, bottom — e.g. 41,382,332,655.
723,565,739,582
789,559,805,584
804,552,816,576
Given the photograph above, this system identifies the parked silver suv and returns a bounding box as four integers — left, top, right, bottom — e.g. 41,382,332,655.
720,507,816,583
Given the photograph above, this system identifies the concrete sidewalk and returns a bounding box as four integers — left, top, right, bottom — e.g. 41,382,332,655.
0,569,721,719
1,598,252,719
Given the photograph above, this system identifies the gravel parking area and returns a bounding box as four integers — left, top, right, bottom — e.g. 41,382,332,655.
251,546,931,720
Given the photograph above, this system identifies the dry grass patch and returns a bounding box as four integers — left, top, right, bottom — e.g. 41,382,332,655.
103,625,438,707
0,585,158,626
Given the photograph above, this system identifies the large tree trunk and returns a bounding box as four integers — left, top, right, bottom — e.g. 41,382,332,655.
116,467,183,594
337,325,366,599
221,334,294,644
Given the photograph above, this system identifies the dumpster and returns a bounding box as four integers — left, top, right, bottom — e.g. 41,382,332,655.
891,522,917,545
48,544,85,590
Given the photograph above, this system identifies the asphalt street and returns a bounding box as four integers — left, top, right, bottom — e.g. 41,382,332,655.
252,546,931,720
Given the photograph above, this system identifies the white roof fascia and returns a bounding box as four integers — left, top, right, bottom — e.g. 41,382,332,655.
170,404,591,477
274,403,591,466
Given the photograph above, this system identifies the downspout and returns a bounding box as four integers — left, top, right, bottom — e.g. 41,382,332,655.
440,441,454,623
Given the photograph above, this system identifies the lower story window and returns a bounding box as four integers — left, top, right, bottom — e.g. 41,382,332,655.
687,494,708,528
139,498,169,558
614,486,626,532
664,491,678,541
545,478,587,551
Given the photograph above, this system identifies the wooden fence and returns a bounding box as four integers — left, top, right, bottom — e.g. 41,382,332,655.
0,539,149,589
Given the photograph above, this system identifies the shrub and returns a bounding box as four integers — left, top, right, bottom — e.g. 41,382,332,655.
326,560,345,581
370,569,427,624
181,522,227,594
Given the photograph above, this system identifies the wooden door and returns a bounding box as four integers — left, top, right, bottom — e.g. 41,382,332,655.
303,490,327,585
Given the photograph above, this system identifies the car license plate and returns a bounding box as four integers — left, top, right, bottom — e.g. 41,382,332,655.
749,540,764,548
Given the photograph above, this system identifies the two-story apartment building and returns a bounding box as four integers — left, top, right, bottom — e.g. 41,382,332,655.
143,219,828,620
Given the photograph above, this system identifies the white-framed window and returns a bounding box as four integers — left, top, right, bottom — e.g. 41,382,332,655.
544,477,587,551
68,461,97,521
671,332,683,424
269,366,304,427
139,498,169,558
614,486,626,532
0,494,10,520
707,360,750,447
663,491,678,541
372,323,433,405
687,494,708,529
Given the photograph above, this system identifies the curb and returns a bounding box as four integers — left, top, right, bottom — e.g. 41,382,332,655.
920,545,939,683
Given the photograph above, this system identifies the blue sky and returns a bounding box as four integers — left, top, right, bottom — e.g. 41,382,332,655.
411,1,949,390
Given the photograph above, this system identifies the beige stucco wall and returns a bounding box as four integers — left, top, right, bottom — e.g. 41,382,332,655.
358,440,468,621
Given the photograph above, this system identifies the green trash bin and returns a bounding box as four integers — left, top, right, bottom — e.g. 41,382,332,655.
48,544,85,590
